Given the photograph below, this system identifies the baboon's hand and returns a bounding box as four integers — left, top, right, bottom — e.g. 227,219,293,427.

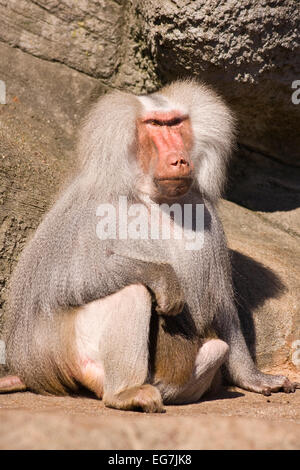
107,254,185,316
151,265,185,316
155,291,185,316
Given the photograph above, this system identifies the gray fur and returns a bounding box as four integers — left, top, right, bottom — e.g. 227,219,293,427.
3,79,298,400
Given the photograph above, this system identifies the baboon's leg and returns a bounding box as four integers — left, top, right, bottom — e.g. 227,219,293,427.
160,339,229,405
75,284,164,413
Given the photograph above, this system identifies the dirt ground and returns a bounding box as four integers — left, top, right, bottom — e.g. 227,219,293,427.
0,384,299,450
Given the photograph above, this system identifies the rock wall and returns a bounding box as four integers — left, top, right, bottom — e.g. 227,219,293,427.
0,0,299,371
126,0,300,165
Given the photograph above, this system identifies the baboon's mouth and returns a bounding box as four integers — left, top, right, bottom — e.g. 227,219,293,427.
154,177,193,198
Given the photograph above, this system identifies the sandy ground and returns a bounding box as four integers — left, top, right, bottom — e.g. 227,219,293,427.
0,385,299,450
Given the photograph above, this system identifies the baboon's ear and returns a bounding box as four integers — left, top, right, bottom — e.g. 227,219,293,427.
77,90,142,196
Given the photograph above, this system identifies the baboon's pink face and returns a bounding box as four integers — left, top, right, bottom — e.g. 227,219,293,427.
137,111,194,199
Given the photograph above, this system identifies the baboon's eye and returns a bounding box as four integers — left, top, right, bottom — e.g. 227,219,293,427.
146,117,185,127
149,120,161,126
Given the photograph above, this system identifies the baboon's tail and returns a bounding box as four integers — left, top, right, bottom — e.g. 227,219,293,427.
0,375,27,393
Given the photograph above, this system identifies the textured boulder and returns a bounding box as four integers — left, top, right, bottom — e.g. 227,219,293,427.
124,0,300,165
220,200,300,370
1,1,299,163
0,1,299,373
0,0,125,80
0,42,106,329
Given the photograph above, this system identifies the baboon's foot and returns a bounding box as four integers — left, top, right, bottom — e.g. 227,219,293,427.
104,384,165,413
241,373,300,396
0,375,27,393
